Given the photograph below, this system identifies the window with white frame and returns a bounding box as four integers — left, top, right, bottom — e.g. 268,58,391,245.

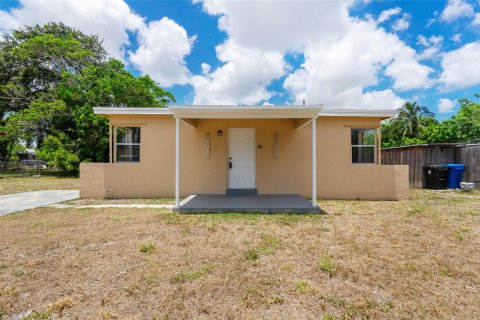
351,128,375,164
116,127,140,162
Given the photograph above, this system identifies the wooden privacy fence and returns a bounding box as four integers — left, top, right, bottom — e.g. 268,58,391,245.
381,143,480,188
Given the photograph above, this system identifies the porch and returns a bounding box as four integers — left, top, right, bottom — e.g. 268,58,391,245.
169,105,324,211
177,194,321,213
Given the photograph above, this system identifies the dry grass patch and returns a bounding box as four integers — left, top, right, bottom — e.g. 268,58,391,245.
0,175,78,195
0,189,479,319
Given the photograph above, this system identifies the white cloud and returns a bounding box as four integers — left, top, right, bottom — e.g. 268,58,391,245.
417,35,444,60
385,58,433,90
195,0,351,53
190,40,286,105
417,35,443,47
426,18,436,28
441,0,474,22
0,0,144,59
437,98,456,113
439,42,480,90
194,0,431,108
284,19,431,108
129,18,195,87
191,0,352,105
377,7,402,24
392,13,411,32
450,33,462,42
473,13,480,25
417,35,429,47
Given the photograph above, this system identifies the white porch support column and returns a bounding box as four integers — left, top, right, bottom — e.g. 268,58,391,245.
175,117,180,207
108,122,112,163
312,116,317,207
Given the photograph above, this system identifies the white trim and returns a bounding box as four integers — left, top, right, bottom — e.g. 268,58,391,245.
108,123,112,164
170,105,323,110
170,105,323,119
94,106,396,119
351,127,376,164
351,145,375,147
312,117,317,208
94,107,172,115
180,194,196,206
175,118,180,207
319,108,398,119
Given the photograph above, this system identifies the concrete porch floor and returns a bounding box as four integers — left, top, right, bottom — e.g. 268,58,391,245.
177,194,321,213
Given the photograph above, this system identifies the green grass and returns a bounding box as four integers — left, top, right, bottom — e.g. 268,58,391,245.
13,270,25,277
22,310,52,320
403,263,416,272
244,248,260,261
294,280,309,293
317,256,336,277
139,242,156,253
170,265,213,284
243,234,280,261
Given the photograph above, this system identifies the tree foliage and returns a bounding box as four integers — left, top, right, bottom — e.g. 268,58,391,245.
382,99,480,147
0,23,175,170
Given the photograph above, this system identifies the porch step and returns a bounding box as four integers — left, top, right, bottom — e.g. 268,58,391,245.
225,188,258,196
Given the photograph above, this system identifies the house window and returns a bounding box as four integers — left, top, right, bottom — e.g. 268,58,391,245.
351,128,375,164
116,127,140,162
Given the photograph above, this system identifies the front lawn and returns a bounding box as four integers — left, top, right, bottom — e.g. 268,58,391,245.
0,189,479,319
0,175,78,195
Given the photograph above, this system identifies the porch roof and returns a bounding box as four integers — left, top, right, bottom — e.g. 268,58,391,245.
93,105,397,119
169,105,323,119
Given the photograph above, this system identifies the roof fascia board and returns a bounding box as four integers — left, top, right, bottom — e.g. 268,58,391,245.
319,109,398,118
94,107,172,115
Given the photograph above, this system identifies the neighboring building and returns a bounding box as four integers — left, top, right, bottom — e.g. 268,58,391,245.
18,149,36,161
80,105,409,209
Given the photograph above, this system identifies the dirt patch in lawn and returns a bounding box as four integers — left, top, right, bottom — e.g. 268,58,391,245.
0,175,78,195
0,189,479,319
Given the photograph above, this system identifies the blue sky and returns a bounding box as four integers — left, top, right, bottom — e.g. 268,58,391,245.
1,0,480,120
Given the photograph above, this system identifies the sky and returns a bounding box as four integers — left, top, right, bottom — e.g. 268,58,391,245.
1,0,480,120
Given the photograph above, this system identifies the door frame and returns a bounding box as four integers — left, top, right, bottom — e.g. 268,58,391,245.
227,128,256,189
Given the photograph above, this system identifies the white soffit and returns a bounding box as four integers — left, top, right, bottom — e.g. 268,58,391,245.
169,105,324,119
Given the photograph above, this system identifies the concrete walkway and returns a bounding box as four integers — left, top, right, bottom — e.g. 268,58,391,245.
0,190,80,216
49,203,174,210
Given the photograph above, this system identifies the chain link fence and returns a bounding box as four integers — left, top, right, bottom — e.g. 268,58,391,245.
0,160,60,175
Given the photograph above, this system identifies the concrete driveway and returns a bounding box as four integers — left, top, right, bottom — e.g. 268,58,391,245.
0,190,79,216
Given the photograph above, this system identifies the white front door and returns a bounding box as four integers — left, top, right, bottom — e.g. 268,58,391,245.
228,128,256,189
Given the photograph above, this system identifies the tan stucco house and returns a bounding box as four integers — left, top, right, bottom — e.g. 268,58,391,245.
80,105,408,211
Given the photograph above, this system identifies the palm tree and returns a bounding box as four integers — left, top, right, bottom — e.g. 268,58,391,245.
391,102,436,140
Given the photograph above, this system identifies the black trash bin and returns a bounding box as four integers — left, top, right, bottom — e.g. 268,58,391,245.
424,164,449,189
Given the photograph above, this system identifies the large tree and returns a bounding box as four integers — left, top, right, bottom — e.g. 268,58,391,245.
453,98,480,142
0,23,175,170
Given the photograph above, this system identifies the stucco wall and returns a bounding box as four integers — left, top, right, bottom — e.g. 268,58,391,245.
79,163,107,198
79,115,409,200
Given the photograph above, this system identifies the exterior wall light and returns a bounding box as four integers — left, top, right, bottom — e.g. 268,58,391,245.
217,130,223,137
